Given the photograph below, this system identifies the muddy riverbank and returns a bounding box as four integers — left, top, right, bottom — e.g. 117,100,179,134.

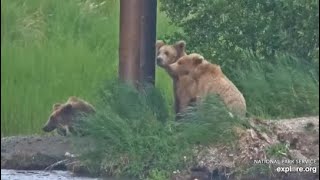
1,116,319,180
1,135,71,170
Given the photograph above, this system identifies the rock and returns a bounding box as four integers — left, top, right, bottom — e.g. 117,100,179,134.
1,135,71,170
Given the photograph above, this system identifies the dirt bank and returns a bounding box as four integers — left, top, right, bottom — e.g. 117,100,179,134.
1,116,319,180
173,116,319,180
1,135,71,170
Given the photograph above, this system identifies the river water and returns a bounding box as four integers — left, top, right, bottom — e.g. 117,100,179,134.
1,169,101,180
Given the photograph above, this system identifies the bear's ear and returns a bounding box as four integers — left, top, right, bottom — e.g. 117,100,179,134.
156,40,165,51
68,96,79,102
193,55,204,65
52,103,62,111
61,103,73,113
174,40,186,51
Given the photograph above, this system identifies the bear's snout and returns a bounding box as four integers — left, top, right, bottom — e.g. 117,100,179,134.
169,63,177,71
42,124,55,132
156,57,163,65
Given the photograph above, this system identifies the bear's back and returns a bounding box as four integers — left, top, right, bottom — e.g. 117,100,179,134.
196,63,247,116
67,97,95,114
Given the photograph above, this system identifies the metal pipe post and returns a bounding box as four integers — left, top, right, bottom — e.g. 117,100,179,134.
119,0,142,87
140,0,157,86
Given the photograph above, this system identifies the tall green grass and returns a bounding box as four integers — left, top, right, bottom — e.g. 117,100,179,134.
2,1,318,178
71,53,319,178
1,0,176,136
225,53,319,119
72,80,243,179
1,0,318,137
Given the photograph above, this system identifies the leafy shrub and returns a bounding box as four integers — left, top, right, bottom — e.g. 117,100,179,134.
160,0,319,65
158,0,319,118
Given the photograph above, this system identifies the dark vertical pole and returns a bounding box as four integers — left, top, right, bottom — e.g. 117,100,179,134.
140,0,157,86
119,0,142,87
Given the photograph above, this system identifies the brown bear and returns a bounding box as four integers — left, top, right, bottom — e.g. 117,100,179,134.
156,40,196,116
156,40,187,72
42,96,95,136
168,53,247,117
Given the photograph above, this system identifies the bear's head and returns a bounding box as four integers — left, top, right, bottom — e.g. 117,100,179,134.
155,40,187,68
168,53,205,77
42,96,95,133
168,53,222,80
42,103,74,132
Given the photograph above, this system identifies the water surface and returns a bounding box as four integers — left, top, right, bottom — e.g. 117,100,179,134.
1,169,101,180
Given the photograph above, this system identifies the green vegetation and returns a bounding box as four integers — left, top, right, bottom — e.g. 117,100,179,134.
160,0,319,63
72,81,243,178
1,0,176,136
160,0,319,119
2,0,318,136
2,0,318,179
266,143,289,158
230,53,319,118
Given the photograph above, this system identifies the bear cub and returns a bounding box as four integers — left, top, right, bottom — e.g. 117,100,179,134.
42,96,95,136
168,53,247,117
156,40,197,116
